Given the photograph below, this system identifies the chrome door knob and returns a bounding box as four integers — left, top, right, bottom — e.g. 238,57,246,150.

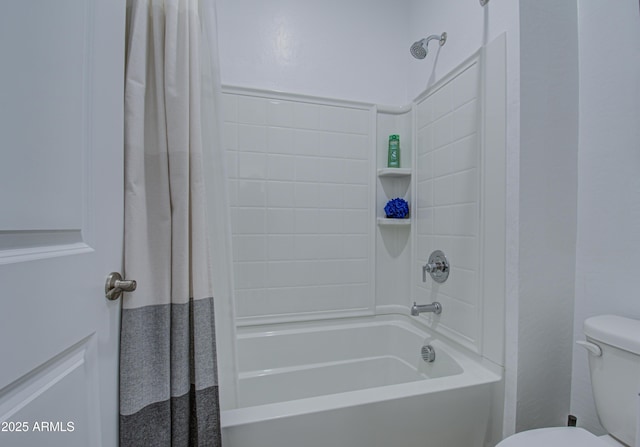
105,272,137,300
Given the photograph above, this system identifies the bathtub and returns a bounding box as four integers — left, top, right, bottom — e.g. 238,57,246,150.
221,314,502,447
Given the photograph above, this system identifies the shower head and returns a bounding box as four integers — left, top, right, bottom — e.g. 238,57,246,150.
410,32,447,59
410,41,428,59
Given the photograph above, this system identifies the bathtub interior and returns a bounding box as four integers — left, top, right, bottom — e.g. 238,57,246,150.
235,316,466,407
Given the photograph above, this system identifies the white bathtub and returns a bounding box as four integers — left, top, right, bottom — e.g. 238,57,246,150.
221,314,502,447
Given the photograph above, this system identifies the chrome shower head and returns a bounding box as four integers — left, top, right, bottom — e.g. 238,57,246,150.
410,40,428,59
410,32,447,59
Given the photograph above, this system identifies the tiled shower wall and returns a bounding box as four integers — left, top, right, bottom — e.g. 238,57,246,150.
222,91,373,322
414,59,482,352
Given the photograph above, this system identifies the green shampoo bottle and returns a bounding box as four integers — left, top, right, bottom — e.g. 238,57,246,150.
388,134,400,168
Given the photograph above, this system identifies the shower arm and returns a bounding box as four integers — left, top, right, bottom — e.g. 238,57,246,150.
423,33,447,47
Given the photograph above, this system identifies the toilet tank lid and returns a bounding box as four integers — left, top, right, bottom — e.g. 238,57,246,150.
584,315,640,355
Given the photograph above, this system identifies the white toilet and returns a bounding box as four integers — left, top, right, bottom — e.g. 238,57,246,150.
498,314,640,447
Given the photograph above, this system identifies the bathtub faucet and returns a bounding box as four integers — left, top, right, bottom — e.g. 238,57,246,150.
411,301,442,316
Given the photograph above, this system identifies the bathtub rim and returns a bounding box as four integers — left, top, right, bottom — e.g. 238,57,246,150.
221,313,502,428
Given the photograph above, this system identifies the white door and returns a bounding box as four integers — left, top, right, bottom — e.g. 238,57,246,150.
0,1,125,446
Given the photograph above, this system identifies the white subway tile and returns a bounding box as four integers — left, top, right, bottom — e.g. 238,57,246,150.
417,152,433,181
233,208,266,234
417,180,434,208
343,159,369,184
434,175,454,206
238,124,267,152
318,106,347,133
294,182,319,207
448,268,478,306
343,185,369,209
234,289,266,317
226,150,238,179
453,100,478,141
417,125,433,155
295,235,343,260
238,180,266,207
267,261,299,288
223,123,238,151
453,63,479,109
340,259,369,284
238,152,267,179
267,181,295,208
319,106,369,134
294,208,319,234
431,82,452,120
227,179,238,206
317,132,345,159
318,158,346,183
267,127,295,154
417,235,432,259
234,235,266,261
267,154,295,181
293,130,321,156
296,157,345,184
308,260,335,286
267,100,294,128
417,97,433,129
430,236,454,261
433,114,453,149
452,236,478,271
452,203,477,236
318,183,345,207
234,261,266,289
452,135,478,171
434,206,454,235
343,134,369,160
342,234,368,258
315,209,344,234
340,283,369,308
238,96,267,125
221,93,237,122
293,102,320,130
453,168,478,204
416,207,433,236
343,209,368,234
267,235,294,261
433,146,453,177
267,208,295,234
435,294,477,342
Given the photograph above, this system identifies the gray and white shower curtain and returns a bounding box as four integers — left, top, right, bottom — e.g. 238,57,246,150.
120,0,224,445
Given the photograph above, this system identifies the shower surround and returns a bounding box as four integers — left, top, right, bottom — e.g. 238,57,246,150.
222,90,375,323
219,35,507,446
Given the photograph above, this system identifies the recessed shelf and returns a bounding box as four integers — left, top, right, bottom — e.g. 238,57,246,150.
377,217,411,227
377,168,412,178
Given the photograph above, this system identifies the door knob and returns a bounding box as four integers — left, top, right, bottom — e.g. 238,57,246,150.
105,272,137,300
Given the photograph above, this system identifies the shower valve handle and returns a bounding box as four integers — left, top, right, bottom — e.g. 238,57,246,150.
422,250,450,283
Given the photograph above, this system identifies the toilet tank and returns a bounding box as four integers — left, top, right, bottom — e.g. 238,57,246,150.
584,315,640,447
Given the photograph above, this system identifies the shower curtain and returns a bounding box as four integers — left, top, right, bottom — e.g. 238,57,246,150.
119,0,228,445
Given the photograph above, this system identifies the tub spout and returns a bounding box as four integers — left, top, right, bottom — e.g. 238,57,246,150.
411,301,442,316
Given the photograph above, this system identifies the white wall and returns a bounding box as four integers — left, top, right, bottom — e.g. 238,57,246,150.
516,0,579,432
407,0,519,101
570,0,640,433
216,0,410,106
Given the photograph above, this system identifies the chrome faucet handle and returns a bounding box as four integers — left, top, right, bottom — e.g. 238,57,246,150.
422,250,449,283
